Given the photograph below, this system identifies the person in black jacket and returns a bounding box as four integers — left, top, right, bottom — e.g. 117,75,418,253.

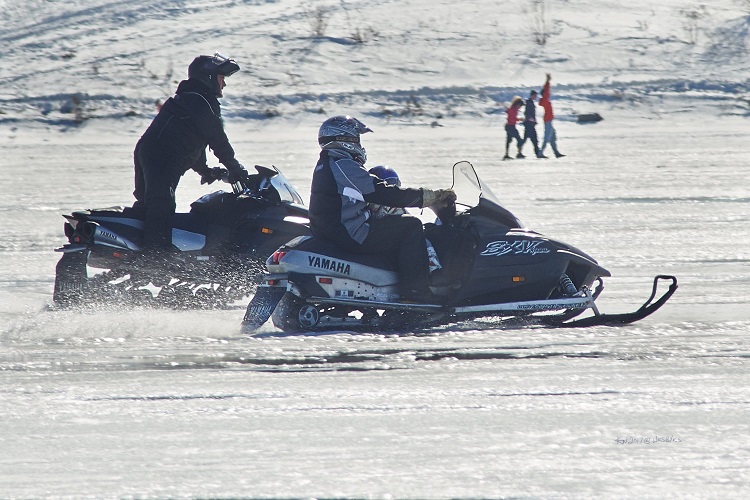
309,115,456,300
519,89,545,159
132,53,249,251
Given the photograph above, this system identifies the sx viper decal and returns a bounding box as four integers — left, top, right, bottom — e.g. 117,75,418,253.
480,240,551,257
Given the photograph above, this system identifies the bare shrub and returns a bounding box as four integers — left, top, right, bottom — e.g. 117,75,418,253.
61,94,87,123
339,1,379,44
528,0,552,46
164,61,174,83
307,5,329,37
680,5,709,45
351,26,379,44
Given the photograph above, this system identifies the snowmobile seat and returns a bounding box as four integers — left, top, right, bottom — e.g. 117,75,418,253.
73,206,127,218
295,236,396,272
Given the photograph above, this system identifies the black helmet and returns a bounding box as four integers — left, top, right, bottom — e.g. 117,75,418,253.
188,53,240,95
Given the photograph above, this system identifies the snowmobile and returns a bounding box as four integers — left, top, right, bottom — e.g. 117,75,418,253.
241,161,677,332
53,165,310,308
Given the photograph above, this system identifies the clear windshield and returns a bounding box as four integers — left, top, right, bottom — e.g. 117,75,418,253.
269,169,305,205
449,161,523,228
451,160,503,209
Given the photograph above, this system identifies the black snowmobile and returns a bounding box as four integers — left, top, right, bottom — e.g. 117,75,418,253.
241,161,677,332
53,165,310,308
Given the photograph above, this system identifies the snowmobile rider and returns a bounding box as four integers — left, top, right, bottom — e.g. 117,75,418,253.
368,165,445,277
366,165,406,218
132,53,249,252
309,116,456,300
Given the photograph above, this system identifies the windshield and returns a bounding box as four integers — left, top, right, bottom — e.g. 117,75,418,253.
255,165,305,205
451,161,503,209
450,161,522,228
268,169,305,205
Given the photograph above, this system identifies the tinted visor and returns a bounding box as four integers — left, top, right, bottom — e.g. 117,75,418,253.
318,135,360,146
381,175,400,187
212,53,240,76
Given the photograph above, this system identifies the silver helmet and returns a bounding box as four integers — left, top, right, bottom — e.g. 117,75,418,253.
318,115,373,164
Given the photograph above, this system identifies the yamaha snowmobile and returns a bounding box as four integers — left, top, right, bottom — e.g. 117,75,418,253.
53,165,310,308
241,161,677,332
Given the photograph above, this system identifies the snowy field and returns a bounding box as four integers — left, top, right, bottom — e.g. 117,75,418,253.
2,0,750,498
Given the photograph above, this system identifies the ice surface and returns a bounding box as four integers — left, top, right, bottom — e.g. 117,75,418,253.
1,0,749,497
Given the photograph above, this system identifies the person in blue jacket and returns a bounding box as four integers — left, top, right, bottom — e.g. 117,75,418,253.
309,116,455,300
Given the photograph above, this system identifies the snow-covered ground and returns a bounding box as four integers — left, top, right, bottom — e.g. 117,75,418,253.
2,0,748,128
1,0,749,498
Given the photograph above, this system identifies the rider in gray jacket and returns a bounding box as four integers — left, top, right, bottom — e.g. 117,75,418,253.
309,116,455,300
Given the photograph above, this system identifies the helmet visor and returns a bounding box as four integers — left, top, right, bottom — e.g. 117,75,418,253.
211,52,240,76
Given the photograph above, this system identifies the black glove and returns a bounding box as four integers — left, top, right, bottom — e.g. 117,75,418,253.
200,167,228,185
227,165,250,184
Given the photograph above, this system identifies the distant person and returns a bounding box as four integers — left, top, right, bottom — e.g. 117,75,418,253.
539,73,565,158
503,96,524,160
132,53,249,255
309,116,456,300
519,89,544,159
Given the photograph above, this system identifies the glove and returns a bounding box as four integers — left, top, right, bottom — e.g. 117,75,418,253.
422,189,438,207
227,164,250,184
200,167,228,185
422,188,456,209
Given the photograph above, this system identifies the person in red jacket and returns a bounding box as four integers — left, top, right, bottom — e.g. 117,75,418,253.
539,73,565,158
503,96,524,160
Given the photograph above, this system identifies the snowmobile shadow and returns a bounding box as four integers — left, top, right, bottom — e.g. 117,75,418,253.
233,321,619,372
9,334,614,374
236,335,614,372
230,345,613,372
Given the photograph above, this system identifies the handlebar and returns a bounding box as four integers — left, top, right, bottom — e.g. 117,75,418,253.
207,168,253,195
210,164,297,205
